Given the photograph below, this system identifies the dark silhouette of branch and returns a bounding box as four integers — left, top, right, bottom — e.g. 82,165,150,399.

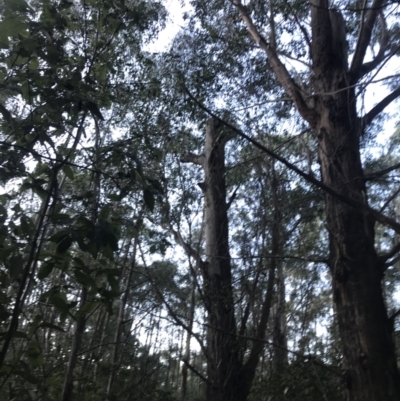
181,358,211,385
362,86,400,128
184,86,400,235
350,0,385,76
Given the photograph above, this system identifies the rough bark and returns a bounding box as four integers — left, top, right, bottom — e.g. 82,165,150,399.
233,0,400,399
178,119,279,401
311,3,400,400
200,119,243,401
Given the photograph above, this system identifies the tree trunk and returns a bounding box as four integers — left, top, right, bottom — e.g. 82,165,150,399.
310,3,400,399
234,0,400,398
178,118,279,401
105,238,137,400
201,119,244,401
61,287,87,401
272,264,287,373
181,277,196,401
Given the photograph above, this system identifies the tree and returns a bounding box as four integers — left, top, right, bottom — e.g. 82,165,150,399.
0,0,166,398
175,0,400,400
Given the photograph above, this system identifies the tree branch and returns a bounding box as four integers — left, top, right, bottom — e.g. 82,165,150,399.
168,224,205,272
180,152,205,166
378,242,400,265
353,12,390,81
181,358,211,385
226,185,240,211
365,160,400,181
362,86,400,128
184,85,400,235
139,245,209,360
350,0,386,77
232,0,316,125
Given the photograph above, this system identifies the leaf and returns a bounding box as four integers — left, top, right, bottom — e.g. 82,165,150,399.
39,285,60,302
0,330,27,339
74,269,95,286
8,255,23,280
99,204,111,221
143,188,155,211
51,213,72,225
57,235,73,253
39,322,65,332
37,262,54,280
30,57,39,69
75,301,98,318
107,273,119,293
49,293,69,312
49,230,69,243
62,164,74,180
0,104,11,122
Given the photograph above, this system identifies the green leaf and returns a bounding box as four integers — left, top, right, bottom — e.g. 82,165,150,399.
74,269,95,286
99,204,111,221
0,17,29,39
0,330,27,339
49,229,70,242
62,164,74,180
57,235,73,253
8,255,23,280
75,301,98,318
37,262,54,280
51,213,72,225
30,57,39,69
107,273,119,293
49,293,69,312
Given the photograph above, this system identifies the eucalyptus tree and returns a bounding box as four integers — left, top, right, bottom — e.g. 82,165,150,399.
169,1,400,400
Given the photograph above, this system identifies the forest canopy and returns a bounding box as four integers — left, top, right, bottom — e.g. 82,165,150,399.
0,0,400,400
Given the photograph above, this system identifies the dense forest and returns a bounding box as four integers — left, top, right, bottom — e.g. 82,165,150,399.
0,0,400,400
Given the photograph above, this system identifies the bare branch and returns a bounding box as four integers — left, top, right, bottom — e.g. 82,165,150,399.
232,0,316,125
350,0,386,77
379,187,400,213
168,224,205,271
180,152,205,166
362,86,400,128
384,254,400,269
181,359,211,385
365,161,400,181
353,12,390,81
226,185,240,211
378,242,400,264
184,85,400,235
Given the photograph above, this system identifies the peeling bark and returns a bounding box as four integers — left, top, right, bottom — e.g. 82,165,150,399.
234,0,400,399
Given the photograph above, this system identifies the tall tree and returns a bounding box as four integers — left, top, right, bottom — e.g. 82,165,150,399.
178,0,400,400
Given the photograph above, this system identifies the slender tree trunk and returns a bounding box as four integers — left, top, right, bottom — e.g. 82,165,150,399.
105,238,137,400
181,278,196,401
272,264,287,373
61,287,87,401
